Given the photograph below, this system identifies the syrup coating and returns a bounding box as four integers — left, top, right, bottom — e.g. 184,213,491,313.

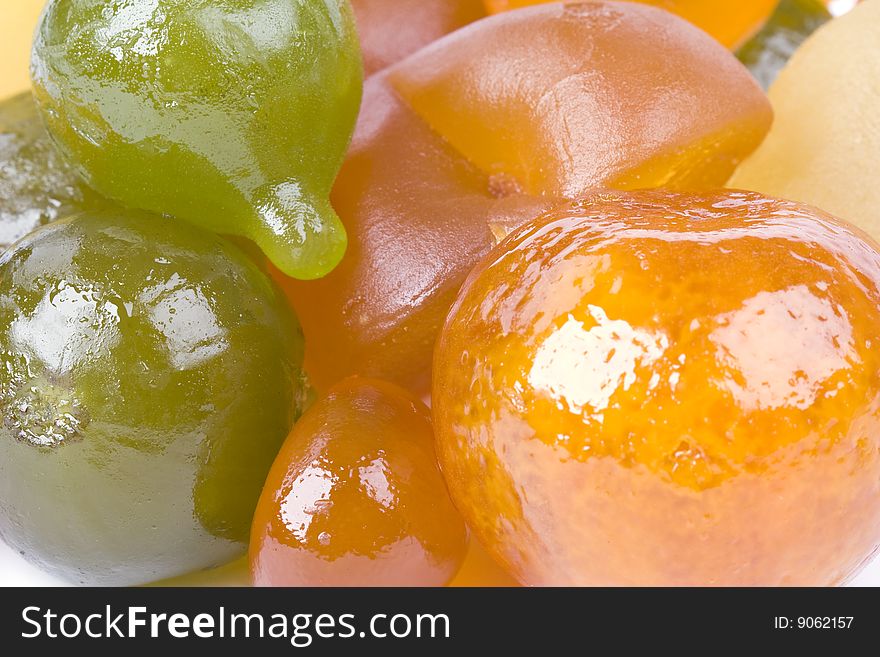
251,378,467,587
280,2,771,394
434,190,880,586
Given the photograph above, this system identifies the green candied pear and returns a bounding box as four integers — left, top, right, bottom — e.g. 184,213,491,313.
30,0,363,280
737,0,831,90
0,208,309,585
0,92,105,252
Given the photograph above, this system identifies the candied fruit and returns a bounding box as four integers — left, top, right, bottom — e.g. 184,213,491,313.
0,208,307,586
251,378,467,587
31,0,362,279
433,190,880,586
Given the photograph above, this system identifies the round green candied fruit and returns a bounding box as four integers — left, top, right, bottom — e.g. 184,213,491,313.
0,92,105,252
0,208,309,585
30,0,363,280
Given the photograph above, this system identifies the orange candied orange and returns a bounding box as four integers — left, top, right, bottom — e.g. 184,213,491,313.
483,0,779,49
250,378,467,587
352,0,485,76
433,190,880,586
277,2,771,395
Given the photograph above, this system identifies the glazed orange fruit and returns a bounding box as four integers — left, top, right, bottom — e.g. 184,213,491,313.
351,0,485,76
278,2,771,395
483,1,779,49
250,378,467,587
433,190,880,586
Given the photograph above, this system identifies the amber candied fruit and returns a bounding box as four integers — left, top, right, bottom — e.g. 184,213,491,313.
433,190,880,586
250,378,467,587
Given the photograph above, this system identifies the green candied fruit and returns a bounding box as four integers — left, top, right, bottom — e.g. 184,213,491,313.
0,208,309,585
737,0,831,90
0,92,105,252
31,0,363,280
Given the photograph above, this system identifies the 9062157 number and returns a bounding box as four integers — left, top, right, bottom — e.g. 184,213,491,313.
797,617,853,629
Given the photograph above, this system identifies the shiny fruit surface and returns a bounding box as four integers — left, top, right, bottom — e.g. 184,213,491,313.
352,0,485,76
434,190,880,586
0,209,307,585
251,378,466,586
31,0,362,280
0,92,103,251
483,0,779,48
281,2,772,394
730,0,880,241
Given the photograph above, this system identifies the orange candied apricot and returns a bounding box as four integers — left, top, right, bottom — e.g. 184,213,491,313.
433,190,880,586
391,3,772,198
483,0,779,49
277,2,772,395
351,0,486,76
250,378,467,587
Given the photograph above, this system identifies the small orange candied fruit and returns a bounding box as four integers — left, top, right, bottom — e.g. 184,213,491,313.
251,378,467,587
